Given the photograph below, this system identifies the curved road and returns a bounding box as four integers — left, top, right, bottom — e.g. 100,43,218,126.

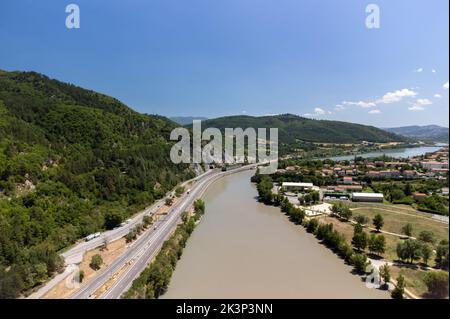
28,169,215,299
75,165,256,299
30,164,257,299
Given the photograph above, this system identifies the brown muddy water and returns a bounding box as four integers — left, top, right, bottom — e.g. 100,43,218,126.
162,170,388,299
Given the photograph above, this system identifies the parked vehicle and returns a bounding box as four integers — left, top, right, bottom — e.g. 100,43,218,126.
85,232,101,242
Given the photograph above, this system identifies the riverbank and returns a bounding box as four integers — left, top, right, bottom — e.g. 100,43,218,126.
322,145,443,161
123,199,205,299
163,170,388,298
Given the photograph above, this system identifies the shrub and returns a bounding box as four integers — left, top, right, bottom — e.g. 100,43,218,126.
424,271,449,299
89,254,103,271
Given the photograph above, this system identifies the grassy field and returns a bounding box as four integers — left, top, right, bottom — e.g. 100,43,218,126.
390,265,430,297
350,205,449,246
316,203,449,298
317,215,400,261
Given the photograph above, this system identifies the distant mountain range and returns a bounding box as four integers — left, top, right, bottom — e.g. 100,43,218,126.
384,125,449,143
190,114,406,144
170,116,208,125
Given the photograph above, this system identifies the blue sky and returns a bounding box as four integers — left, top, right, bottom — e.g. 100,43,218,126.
0,0,448,127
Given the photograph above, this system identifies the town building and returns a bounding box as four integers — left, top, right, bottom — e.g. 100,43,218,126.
342,176,353,184
282,182,314,190
352,192,384,203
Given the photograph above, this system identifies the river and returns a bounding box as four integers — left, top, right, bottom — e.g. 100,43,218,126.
162,170,388,299
323,145,443,161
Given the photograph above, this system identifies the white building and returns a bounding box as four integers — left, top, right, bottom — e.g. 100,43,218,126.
352,192,384,203
282,182,314,190
421,161,449,170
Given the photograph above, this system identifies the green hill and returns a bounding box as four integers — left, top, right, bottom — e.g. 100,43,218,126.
385,125,449,143
0,70,194,297
197,114,406,144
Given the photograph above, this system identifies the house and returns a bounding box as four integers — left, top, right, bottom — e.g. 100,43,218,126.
379,170,400,178
345,169,356,176
403,170,416,179
367,171,380,178
385,162,407,168
432,168,448,176
421,161,449,170
413,192,428,200
328,185,363,192
374,161,385,167
321,169,334,176
343,176,353,185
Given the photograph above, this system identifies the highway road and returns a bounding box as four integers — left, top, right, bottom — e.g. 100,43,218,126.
29,164,257,299
28,169,215,299
76,164,256,299
100,165,257,299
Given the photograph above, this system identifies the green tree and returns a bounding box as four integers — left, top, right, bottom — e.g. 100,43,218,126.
0,267,24,299
75,270,85,283
352,231,368,252
418,231,436,244
339,206,352,221
193,199,205,215
372,214,384,232
435,240,449,270
421,243,433,265
355,214,369,225
142,215,153,228
379,263,391,289
391,275,406,299
175,186,185,197
351,253,369,274
368,234,377,255
256,176,274,204
390,189,405,201
331,203,341,216
354,222,364,234
402,223,413,237
369,234,386,256
404,183,413,196
396,239,422,264
104,211,123,230
310,191,320,203
424,271,449,299
90,254,103,271
306,218,319,233
303,193,312,205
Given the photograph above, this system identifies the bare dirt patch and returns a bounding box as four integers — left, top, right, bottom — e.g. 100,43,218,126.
43,238,127,299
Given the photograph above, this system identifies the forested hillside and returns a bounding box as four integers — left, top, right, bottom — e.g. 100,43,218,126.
0,70,194,298
198,114,406,144
385,125,449,143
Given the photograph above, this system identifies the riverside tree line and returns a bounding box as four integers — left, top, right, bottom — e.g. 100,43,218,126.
254,173,449,298
122,199,205,299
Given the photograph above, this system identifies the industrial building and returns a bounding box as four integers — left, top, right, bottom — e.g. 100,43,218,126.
282,182,314,190
351,192,384,203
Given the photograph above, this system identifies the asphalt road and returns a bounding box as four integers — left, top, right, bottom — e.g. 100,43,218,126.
71,169,221,299
101,165,253,299
29,164,257,299
28,169,214,299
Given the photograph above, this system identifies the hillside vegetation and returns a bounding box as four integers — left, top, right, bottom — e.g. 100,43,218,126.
385,125,449,143
196,114,405,145
0,70,193,298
